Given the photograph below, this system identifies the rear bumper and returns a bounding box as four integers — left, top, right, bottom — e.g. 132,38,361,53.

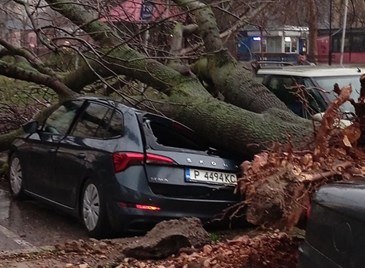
298,241,341,268
106,193,238,233
107,166,241,233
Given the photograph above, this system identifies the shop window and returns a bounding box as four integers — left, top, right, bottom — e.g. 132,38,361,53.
284,37,297,53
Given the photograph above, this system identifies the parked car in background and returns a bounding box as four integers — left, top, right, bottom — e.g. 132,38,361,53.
298,181,365,268
257,66,364,119
8,97,241,238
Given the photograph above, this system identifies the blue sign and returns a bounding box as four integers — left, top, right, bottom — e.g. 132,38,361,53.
140,0,154,21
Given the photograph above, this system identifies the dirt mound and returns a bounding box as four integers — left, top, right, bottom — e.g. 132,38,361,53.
127,229,301,268
0,229,301,268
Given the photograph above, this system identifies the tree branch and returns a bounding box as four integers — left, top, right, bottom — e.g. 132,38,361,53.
168,22,198,75
0,60,77,99
0,39,59,77
44,0,202,95
172,0,225,54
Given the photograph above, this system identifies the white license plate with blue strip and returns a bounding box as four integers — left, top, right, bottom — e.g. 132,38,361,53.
185,168,237,186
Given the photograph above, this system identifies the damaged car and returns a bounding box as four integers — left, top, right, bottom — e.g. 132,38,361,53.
8,97,242,238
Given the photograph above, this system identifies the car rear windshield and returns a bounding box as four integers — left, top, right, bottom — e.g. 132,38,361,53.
143,115,209,152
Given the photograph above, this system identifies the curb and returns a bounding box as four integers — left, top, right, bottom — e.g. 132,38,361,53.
0,245,55,259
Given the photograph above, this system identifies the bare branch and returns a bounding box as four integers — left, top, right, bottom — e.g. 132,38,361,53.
0,39,58,77
0,60,77,99
172,0,224,53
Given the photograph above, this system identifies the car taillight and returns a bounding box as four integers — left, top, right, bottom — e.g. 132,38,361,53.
145,153,175,165
113,152,144,172
113,152,175,172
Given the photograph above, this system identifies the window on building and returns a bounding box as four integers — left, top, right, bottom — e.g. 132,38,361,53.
350,35,365,52
251,37,267,53
291,38,298,53
332,35,350,52
267,37,282,53
284,37,298,53
284,37,291,52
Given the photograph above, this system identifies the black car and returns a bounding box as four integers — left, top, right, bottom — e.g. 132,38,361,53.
8,97,241,238
298,181,365,268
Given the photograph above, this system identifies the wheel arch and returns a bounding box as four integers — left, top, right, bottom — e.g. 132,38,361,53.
78,174,112,238
76,175,91,217
7,146,18,164
76,172,108,217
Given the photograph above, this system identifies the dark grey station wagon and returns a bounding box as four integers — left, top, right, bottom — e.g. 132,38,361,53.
8,97,241,237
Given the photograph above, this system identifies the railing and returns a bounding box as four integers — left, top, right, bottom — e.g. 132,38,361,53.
238,52,299,63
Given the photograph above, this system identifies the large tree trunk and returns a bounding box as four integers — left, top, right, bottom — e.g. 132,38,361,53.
160,96,312,155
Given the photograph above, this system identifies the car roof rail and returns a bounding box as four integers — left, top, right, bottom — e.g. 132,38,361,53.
256,60,295,69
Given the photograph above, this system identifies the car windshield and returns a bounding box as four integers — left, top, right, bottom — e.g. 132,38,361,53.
312,75,360,114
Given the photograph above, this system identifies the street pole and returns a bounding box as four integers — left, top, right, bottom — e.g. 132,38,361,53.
328,0,332,65
340,0,349,66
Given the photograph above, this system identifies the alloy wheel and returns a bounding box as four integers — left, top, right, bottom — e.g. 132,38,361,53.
9,157,23,195
82,183,100,231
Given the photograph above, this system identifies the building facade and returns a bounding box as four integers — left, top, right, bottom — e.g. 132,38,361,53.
237,25,309,63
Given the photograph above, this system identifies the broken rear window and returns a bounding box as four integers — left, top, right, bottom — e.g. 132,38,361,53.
143,115,208,151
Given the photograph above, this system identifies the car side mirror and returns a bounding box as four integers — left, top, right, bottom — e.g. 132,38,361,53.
312,112,352,128
312,112,324,122
23,121,39,134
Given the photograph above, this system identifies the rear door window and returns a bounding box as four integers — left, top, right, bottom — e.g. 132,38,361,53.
71,102,123,139
43,100,83,135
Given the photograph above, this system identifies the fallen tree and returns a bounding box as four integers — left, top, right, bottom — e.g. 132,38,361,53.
0,0,363,232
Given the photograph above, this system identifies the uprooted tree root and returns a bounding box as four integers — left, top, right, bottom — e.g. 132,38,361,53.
227,83,365,230
237,146,359,230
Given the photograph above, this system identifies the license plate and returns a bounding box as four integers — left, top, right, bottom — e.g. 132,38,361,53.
185,168,237,186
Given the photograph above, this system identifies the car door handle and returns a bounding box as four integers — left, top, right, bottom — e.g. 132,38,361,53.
78,153,86,159
48,148,56,153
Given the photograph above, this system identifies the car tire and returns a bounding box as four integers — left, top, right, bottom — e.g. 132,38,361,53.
8,154,26,199
81,179,110,238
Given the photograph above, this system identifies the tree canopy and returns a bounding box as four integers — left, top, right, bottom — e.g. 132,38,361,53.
0,0,316,155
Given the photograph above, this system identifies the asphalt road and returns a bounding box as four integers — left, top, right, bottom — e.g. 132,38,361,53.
0,183,87,252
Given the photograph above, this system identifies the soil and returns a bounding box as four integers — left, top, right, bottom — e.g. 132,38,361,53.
0,228,303,268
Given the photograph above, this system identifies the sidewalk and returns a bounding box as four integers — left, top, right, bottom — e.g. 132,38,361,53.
1,260,65,268
0,246,63,268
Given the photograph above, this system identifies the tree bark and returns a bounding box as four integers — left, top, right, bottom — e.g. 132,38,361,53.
159,95,312,155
